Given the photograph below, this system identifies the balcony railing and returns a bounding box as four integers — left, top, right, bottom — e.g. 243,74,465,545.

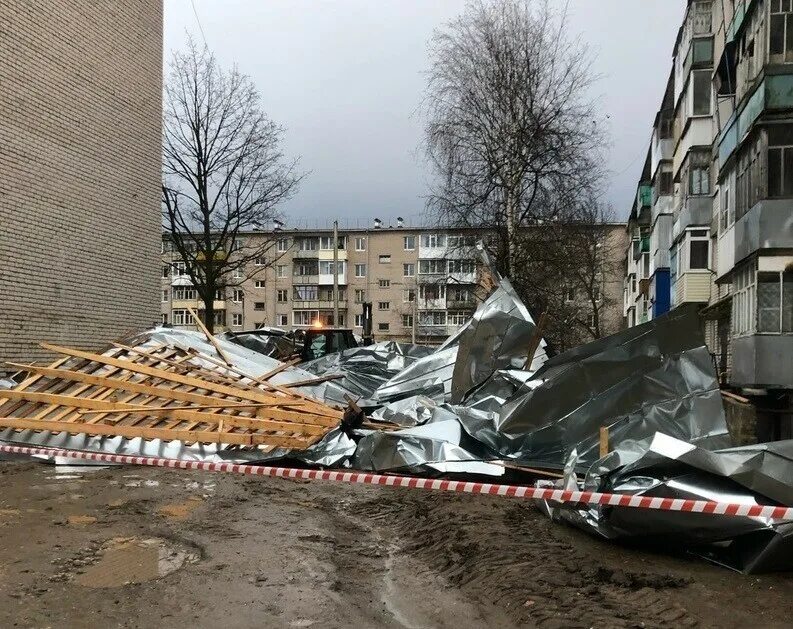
291,299,347,309
637,185,653,208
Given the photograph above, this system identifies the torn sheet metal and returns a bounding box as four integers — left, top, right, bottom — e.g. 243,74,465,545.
301,341,435,402
368,395,454,427
451,278,547,403
549,433,793,574
353,419,504,476
454,305,731,468
220,329,296,360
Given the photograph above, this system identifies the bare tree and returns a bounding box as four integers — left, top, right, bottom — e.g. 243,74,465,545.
162,39,303,332
423,0,610,345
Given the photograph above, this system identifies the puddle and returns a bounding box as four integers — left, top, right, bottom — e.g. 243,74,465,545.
76,537,199,588
158,496,203,519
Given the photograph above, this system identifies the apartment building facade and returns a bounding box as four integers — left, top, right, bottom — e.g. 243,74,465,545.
0,1,163,372
162,223,487,344
624,0,793,396
162,221,627,345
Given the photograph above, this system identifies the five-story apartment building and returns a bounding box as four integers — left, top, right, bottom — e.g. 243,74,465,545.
625,0,793,402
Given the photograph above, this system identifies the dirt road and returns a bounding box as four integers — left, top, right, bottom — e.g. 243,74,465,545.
1,461,793,628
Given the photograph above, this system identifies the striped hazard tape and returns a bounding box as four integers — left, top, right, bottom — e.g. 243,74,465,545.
2,443,792,520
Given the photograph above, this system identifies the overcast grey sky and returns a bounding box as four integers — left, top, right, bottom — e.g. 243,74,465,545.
164,0,685,226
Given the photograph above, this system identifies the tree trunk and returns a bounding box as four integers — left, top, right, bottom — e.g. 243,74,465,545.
203,291,215,334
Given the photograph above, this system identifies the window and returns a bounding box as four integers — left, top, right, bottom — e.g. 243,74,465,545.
449,287,472,303
419,311,446,326
448,260,475,274
378,301,390,310
402,314,414,327
768,125,793,198
692,69,711,116
294,311,319,326
161,313,168,324
403,235,415,250
403,289,415,302
277,314,288,326
232,289,243,303
403,263,415,277
770,0,793,62
299,238,318,251
757,270,793,333
277,238,289,252
277,265,287,278
736,134,763,219
255,280,266,288
720,183,732,232
691,37,713,65
276,289,288,303
162,289,169,302
254,302,266,311
448,311,467,326
419,284,446,300
172,309,189,326
670,245,678,288
379,255,391,264
162,265,170,278
448,235,475,247
172,286,197,300
354,289,365,303
658,168,673,197
355,314,364,327
319,261,345,275
419,259,445,274
355,237,366,251
232,313,243,327
688,152,711,196
233,267,243,279
319,236,346,250
254,256,266,266
689,232,710,269
378,279,390,288
378,322,390,331
690,167,710,196
294,261,318,277
355,264,366,277
420,234,446,248
294,286,318,300
173,261,187,276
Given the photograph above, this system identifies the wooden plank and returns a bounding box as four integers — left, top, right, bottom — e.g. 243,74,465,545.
280,374,344,388
599,426,609,458
0,416,311,449
0,390,336,430
40,343,343,419
258,357,301,381
186,306,234,366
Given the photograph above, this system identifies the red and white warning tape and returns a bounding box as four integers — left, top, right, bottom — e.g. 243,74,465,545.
2,443,792,520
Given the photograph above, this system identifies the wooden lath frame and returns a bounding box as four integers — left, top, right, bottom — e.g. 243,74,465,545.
0,341,343,450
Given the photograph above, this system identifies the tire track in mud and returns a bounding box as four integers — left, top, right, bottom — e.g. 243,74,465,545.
351,492,698,628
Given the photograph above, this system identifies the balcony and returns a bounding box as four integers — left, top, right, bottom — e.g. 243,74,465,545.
637,185,652,209
673,196,712,237
318,272,347,285
418,273,447,285
733,199,793,265
417,298,445,310
291,299,347,310
293,249,319,259
731,336,793,388
292,274,319,284
171,299,226,310
446,299,477,310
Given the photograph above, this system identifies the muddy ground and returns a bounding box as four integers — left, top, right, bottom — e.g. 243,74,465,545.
1,461,793,628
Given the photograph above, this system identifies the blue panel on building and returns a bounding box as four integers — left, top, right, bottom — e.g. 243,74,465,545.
653,269,671,318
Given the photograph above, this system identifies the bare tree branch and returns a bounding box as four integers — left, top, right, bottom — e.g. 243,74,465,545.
162,38,304,332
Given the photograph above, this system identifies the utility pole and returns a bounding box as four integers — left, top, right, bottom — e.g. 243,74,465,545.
333,220,339,327
411,279,417,344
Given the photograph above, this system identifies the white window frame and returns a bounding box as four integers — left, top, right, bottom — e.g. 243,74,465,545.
355,264,366,278
355,237,366,251
232,313,243,327
403,235,415,251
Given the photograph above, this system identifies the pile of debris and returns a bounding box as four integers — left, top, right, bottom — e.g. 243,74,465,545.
2,282,793,573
